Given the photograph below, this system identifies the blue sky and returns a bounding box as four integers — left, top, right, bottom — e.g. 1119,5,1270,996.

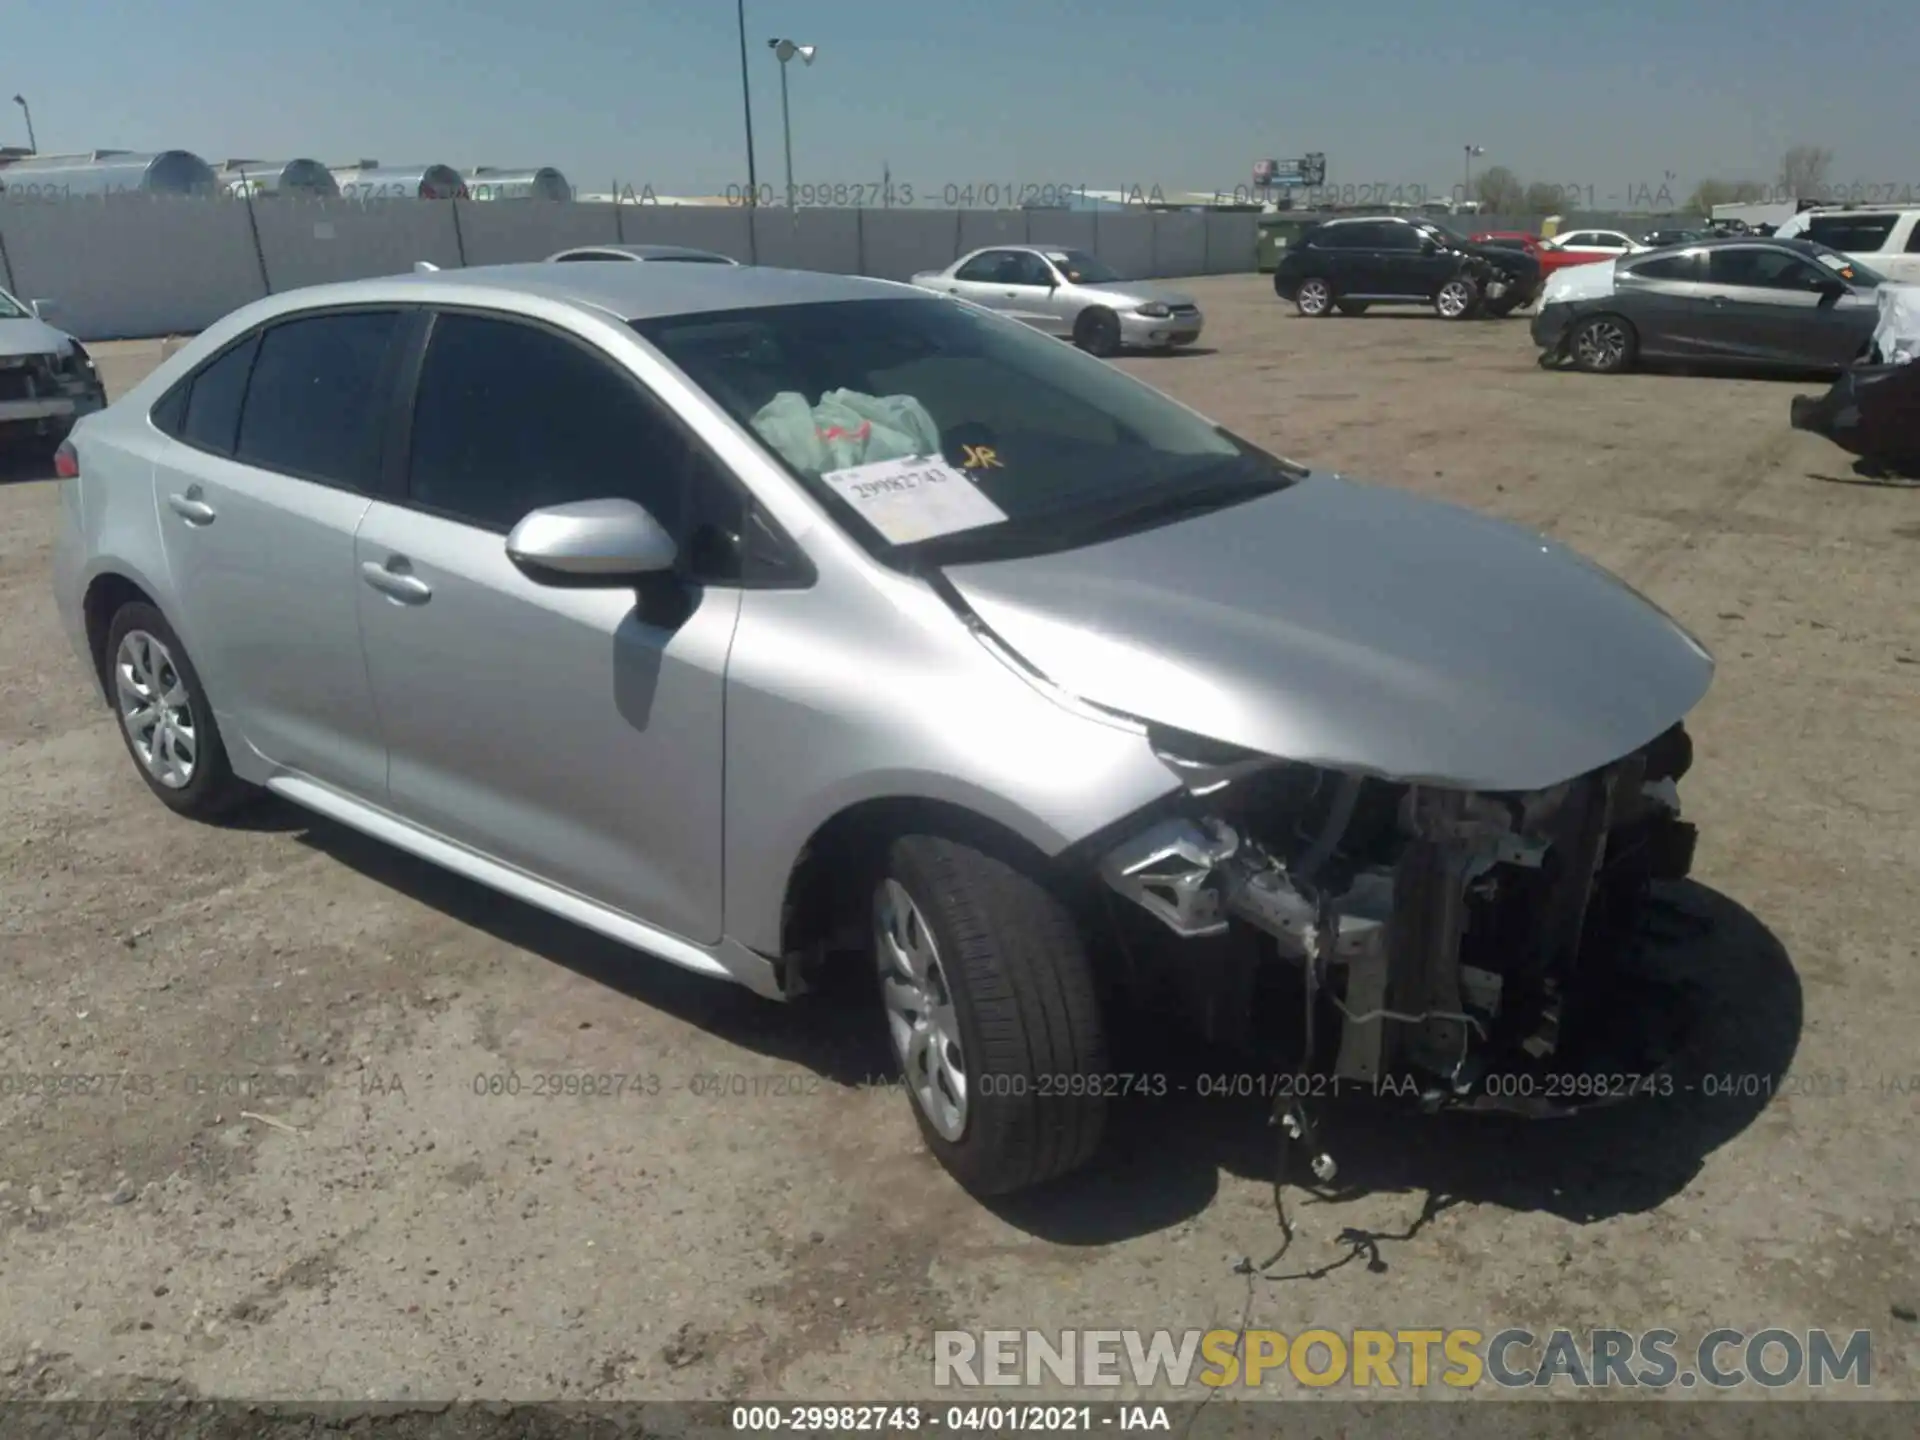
12,0,1917,200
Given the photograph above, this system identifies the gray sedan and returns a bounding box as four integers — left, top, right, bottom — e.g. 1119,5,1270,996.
910,245,1204,355
1533,237,1884,374
55,262,1707,1196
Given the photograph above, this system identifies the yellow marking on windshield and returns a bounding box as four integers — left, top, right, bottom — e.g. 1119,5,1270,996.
961,444,1003,470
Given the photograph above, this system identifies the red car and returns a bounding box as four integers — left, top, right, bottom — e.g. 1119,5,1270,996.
1472,230,1543,260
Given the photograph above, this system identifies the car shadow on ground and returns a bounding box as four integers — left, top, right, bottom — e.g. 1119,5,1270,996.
1127,346,1220,359
0,444,56,484
281,809,1797,1254
994,882,1799,1255
1809,458,1920,487
283,806,896,1085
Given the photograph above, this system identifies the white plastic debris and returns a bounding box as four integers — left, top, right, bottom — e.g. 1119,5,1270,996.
1871,283,1920,366
1541,259,1619,306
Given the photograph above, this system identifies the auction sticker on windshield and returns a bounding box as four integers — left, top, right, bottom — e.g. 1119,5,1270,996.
821,455,1008,545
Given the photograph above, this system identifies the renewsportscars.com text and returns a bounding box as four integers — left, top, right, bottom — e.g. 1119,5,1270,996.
933,1327,1873,1390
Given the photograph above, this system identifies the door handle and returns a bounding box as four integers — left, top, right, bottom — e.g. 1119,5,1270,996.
360,559,433,603
166,492,215,525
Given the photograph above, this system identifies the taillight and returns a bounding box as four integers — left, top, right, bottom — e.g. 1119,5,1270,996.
54,440,79,479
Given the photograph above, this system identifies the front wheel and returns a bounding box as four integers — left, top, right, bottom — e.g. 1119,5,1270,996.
1294,278,1335,317
1570,314,1638,373
1073,307,1122,358
1434,276,1482,320
872,834,1107,1195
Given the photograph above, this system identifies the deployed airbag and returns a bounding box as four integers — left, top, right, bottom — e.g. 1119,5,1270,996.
750,389,942,474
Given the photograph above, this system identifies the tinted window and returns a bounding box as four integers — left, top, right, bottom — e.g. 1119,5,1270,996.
954,252,1006,282
149,382,189,438
178,334,259,455
1378,223,1426,251
1706,248,1825,289
1632,253,1702,281
407,312,698,537
234,311,400,486
1307,224,1355,249
1906,222,1920,254
1805,214,1897,252
555,252,621,262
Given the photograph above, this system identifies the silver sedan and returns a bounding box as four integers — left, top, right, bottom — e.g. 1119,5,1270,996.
55,262,1708,1197
910,245,1204,355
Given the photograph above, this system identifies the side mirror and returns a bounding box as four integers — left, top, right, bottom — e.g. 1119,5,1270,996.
506,498,677,585
28,299,55,320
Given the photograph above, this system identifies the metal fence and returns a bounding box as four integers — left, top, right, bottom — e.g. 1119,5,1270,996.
0,196,1264,341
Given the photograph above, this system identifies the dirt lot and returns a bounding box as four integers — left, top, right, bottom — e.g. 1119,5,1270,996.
1,274,1916,1404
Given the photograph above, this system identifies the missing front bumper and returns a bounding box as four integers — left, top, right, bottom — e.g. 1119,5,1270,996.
1099,739,1697,1106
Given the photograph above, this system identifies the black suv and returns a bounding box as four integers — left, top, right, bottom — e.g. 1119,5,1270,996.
1272,215,1542,319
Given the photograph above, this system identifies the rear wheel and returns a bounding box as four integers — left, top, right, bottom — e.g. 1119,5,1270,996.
872,834,1107,1195
104,602,250,819
1335,300,1371,316
1434,276,1482,320
1073,307,1122,358
1570,314,1638,373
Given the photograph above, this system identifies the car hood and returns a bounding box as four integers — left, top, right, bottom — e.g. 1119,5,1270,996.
1078,279,1198,307
939,475,1713,793
0,315,74,359
1460,242,1541,278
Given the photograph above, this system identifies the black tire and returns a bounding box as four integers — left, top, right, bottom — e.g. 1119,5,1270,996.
1335,300,1370,316
1569,314,1638,373
1294,277,1335,317
1073,307,1122,358
872,833,1107,1195
1483,295,1522,318
1433,275,1482,320
102,601,251,819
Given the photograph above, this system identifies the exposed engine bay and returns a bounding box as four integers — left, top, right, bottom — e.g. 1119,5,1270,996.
1096,721,1698,1116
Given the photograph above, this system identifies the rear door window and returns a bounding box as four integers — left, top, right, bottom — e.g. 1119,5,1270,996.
178,334,260,456
954,252,1007,282
233,310,402,488
1632,252,1703,281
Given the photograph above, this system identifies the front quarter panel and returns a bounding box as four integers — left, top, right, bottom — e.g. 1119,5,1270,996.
721,560,1179,957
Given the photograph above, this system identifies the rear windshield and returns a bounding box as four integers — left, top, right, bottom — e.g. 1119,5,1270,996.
633,298,1293,563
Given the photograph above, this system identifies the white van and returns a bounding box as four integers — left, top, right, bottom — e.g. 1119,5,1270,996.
1772,206,1920,283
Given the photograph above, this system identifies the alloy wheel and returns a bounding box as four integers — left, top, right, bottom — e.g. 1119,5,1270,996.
875,878,968,1141
1575,319,1630,370
1297,279,1332,315
1436,279,1475,318
115,630,197,789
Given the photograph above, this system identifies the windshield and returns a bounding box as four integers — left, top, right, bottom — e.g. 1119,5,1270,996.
0,289,27,320
633,298,1296,564
1802,240,1885,286
1048,250,1124,285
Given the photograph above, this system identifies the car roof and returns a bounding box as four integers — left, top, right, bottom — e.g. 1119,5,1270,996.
216,262,928,328
547,243,739,262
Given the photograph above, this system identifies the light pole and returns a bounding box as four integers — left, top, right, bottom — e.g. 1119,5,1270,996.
12,94,36,154
735,2,758,205
1462,144,1485,208
767,38,816,208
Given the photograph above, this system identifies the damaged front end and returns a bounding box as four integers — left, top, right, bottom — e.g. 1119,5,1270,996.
1098,722,1698,1113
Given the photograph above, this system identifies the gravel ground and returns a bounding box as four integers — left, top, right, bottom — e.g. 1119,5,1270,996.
0,275,1915,1405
